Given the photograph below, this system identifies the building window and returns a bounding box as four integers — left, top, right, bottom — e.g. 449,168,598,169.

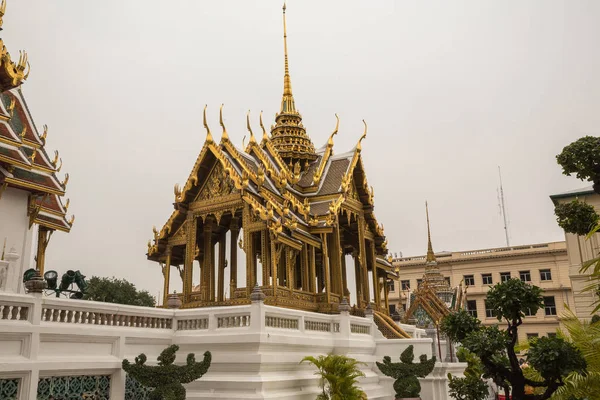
464,275,475,286
547,332,557,338
540,269,552,281
401,280,410,290
417,279,422,288
466,300,478,318
387,279,395,292
401,303,406,311
389,304,396,315
526,333,539,341
445,277,451,286
485,300,496,318
523,307,535,317
500,272,511,282
519,271,531,282
544,296,557,316
482,273,493,285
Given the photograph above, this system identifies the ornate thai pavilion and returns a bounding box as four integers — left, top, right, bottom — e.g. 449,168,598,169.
0,1,73,275
148,4,399,320
402,204,464,327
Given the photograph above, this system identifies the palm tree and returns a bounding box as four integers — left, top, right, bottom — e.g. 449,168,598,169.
301,354,367,400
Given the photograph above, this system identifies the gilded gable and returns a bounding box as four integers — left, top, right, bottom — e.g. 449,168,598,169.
196,162,237,201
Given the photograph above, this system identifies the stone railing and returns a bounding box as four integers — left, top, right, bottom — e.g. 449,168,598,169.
40,297,174,329
0,292,376,338
0,293,33,322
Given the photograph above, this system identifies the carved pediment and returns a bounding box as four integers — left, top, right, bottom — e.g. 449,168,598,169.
196,162,237,201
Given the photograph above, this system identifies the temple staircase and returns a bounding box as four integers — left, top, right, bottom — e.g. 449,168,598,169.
374,310,411,339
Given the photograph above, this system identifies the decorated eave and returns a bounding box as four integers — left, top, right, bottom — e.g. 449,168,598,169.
0,1,29,93
148,106,388,263
0,88,73,233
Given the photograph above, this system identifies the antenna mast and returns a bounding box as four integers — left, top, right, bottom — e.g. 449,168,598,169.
498,166,510,247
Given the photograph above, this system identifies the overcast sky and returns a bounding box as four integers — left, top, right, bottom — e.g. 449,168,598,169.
5,1,600,297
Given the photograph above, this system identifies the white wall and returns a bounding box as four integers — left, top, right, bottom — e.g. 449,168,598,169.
0,292,462,400
0,187,34,293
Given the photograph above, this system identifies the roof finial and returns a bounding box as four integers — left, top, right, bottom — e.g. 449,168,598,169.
327,114,339,147
259,110,268,141
203,105,213,143
280,2,296,114
426,201,436,263
219,104,229,141
247,110,256,145
357,120,367,151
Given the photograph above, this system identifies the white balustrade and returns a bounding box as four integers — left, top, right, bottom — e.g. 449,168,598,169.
0,303,29,321
217,314,250,328
177,318,209,330
265,315,299,329
350,323,370,335
304,320,331,332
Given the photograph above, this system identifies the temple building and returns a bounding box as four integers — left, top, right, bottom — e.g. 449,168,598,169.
147,5,402,332
397,204,458,328
0,1,73,292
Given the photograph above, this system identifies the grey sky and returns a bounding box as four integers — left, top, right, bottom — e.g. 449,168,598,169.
5,1,600,297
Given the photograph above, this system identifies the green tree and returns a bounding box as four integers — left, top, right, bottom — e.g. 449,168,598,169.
441,279,586,400
83,276,156,307
447,348,489,400
556,136,600,194
301,354,367,400
554,199,599,236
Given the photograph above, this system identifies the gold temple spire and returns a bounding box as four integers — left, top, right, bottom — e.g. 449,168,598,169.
280,2,297,114
426,201,436,263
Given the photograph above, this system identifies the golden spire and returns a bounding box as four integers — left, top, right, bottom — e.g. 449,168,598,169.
426,201,436,263
280,2,296,114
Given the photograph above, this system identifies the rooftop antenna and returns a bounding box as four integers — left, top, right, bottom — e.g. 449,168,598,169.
497,166,510,247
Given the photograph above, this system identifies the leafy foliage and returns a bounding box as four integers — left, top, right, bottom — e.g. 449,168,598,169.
440,309,481,342
544,309,600,400
301,354,367,400
376,345,436,398
441,280,586,400
485,278,543,323
556,136,600,192
554,199,599,236
122,345,211,400
447,348,489,400
448,374,489,400
84,276,156,307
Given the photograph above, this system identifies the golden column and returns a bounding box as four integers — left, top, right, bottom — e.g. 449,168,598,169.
162,247,172,307
270,235,278,298
309,245,316,293
245,230,254,295
202,216,213,302
353,252,362,305
358,217,369,306
217,232,226,302
383,277,390,314
35,226,51,274
301,245,309,292
261,230,270,286
183,214,198,303
229,217,239,297
370,242,380,307
321,233,331,304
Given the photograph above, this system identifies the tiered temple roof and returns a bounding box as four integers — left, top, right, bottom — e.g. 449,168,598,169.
0,2,73,273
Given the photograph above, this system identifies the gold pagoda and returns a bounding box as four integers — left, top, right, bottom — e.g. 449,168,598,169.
147,5,399,324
